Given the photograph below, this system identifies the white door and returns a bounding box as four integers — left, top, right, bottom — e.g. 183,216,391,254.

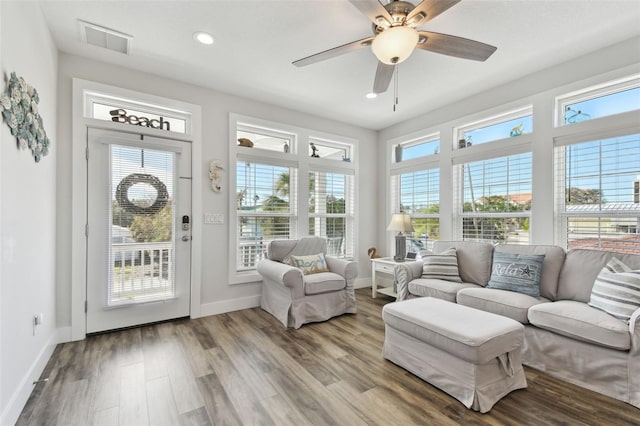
86,128,191,333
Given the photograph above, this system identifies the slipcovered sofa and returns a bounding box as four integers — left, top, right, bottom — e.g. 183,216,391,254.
394,241,640,408
258,237,358,329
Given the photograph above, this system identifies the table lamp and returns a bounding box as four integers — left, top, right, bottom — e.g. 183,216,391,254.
387,213,413,261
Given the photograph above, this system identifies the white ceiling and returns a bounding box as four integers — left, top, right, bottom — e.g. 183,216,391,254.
38,0,640,130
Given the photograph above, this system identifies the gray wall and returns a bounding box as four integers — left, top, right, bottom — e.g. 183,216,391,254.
1,2,58,423
55,53,378,327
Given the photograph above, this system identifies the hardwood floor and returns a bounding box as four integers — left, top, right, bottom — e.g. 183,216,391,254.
17,289,639,425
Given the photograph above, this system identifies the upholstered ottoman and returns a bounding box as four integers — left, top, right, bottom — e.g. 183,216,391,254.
382,297,527,413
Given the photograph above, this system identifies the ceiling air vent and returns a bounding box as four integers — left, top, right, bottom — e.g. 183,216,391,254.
79,20,132,55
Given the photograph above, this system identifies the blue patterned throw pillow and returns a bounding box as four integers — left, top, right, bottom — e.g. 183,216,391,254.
290,253,330,275
487,252,545,297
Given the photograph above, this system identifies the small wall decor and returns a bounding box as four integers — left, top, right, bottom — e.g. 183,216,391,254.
0,72,50,162
395,144,403,162
367,247,381,259
510,123,524,137
310,142,320,158
209,160,224,192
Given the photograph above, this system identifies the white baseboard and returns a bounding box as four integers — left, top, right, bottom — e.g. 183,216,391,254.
1,327,67,426
199,294,262,318
354,277,372,289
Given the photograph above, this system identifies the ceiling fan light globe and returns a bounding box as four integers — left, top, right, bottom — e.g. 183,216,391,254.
371,26,418,65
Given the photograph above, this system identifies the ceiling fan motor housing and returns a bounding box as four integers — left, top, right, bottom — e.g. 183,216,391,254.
373,0,416,33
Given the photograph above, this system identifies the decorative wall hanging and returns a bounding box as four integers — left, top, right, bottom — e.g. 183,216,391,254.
116,173,169,215
0,72,51,162
209,160,224,192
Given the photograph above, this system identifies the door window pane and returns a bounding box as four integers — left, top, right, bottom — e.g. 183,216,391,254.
109,145,176,305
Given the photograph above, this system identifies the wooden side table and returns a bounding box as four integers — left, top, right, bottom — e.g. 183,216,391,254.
371,257,415,298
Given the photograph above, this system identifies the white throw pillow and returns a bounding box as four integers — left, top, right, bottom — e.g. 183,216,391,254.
421,248,462,283
589,258,640,322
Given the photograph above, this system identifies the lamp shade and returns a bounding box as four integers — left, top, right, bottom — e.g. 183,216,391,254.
387,213,413,233
371,26,419,65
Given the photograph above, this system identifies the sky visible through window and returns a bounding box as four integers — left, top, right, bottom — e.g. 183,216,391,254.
463,115,533,145
564,87,640,124
401,139,440,161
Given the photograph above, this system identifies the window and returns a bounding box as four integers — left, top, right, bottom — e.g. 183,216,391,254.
393,134,440,163
308,171,354,258
237,126,294,153
556,134,640,254
457,106,533,147
85,92,189,134
308,138,351,161
391,168,440,253
230,115,357,280
457,153,532,244
236,161,297,271
557,75,640,126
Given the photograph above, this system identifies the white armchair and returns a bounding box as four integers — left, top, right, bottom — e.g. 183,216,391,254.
257,236,358,328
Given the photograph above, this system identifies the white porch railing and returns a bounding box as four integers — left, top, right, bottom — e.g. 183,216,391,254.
110,242,173,305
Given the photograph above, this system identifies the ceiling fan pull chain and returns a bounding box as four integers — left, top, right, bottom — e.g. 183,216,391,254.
393,64,399,112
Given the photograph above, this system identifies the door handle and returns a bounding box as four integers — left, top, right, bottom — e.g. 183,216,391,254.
182,236,190,242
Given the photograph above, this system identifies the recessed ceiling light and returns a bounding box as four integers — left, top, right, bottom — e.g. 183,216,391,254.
366,92,377,99
194,31,214,45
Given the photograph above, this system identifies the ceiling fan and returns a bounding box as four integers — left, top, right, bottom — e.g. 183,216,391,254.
293,0,497,95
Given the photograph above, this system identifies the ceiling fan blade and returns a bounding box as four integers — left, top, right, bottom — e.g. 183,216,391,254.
416,31,497,61
406,0,461,27
293,36,374,67
348,0,393,28
373,62,395,94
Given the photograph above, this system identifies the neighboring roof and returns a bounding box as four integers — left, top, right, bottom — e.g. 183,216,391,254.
565,203,640,213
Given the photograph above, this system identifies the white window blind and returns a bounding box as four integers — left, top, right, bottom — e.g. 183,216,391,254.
391,167,440,252
556,134,640,254
109,145,176,305
236,161,297,271
308,170,354,258
458,153,532,244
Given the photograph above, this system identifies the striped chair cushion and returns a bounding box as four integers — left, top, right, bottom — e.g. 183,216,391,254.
421,248,462,283
589,258,640,322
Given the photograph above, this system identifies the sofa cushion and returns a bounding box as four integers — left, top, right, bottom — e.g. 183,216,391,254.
291,253,330,275
433,241,494,286
528,301,631,350
421,248,462,282
495,244,565,300
303,272,345,295
408,279,481,302
457,288,549,324
589,259,640,322
487,252,545,298
557,250,640,303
